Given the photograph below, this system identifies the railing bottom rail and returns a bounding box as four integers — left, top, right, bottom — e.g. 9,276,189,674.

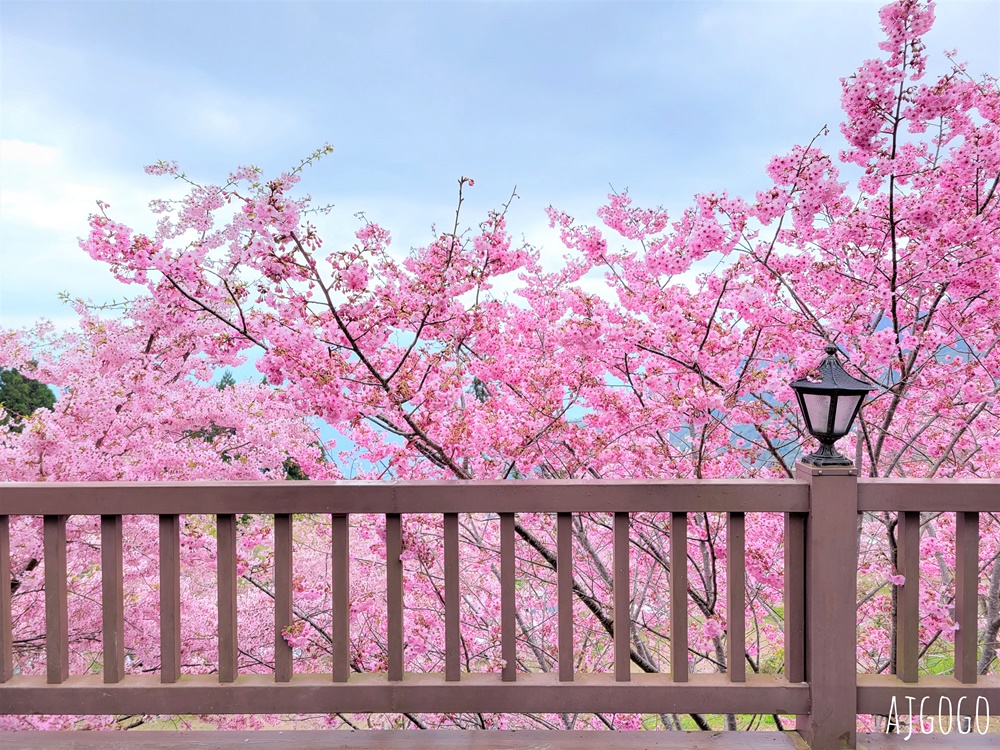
1,672,806,716
2,730,996,749
0,729,811,749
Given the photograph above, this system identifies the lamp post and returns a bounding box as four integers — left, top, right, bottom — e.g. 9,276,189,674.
790,343,873,467
790,344,870,748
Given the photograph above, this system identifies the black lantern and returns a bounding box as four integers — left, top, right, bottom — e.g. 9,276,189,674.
790,344,873,467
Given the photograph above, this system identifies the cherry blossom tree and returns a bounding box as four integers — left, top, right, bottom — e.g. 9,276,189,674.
0,299,329,483
0,299,330,730
4,0,998,734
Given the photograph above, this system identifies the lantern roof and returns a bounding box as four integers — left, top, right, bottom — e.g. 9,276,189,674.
789,344,873,394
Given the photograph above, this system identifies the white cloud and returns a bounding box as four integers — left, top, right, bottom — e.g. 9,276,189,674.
0,135,163,328
0,137,159,233
1,139,59,167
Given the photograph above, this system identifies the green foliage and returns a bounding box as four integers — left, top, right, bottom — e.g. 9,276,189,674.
283,456,309,480
0,367,56,432
216,370,236,390
471,376,491,403
180,422,242,466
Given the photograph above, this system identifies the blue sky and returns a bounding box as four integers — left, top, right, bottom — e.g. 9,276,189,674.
2,0,998,335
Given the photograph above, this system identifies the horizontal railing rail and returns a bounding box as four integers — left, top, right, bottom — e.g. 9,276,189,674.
0,479,811,515
858,478,1000,512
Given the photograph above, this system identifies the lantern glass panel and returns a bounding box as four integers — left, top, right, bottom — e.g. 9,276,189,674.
802,393,831,436
833,394,863,436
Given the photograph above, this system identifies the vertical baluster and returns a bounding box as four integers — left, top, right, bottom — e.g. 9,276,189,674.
614,511,630,682
332,514,350,683
896,510,919,683
444,512,460,682
727,511,746,683
0,515,11,683
101,514,125,683
500,512,516,682
217,513,238,683
386,513,403,681
784,512,806,684
670,511,688,682
274,513,293,683
43,515,68,684
955,511,980,684
557,512,573,682
160,514,181,683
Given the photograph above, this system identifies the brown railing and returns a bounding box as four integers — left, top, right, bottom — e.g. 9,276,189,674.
855,477,1000,719
1,467,999,749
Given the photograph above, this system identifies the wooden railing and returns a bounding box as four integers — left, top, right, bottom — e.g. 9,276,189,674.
1,466,999,749
855,476,1000,719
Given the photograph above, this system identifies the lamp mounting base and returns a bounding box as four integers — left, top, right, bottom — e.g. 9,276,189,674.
800,442,855,467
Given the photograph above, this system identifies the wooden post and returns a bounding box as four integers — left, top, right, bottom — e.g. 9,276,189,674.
895,511,920,683
614,511,631,682
444,512,461,682
557,512,573,682
500,513,516,682
217,514,238,683
159,514,181,683
274,513,293,683
101,514,125,684
670,511,688,682
386,514,403,682
332,514,351,683
796,461,858,749
954,511,980,684
44,515,69,684
0,515,12,683
726,511,745,683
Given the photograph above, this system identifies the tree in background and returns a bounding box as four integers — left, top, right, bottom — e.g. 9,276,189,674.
0,367,55,432
4,0,998,734
216,370,236,390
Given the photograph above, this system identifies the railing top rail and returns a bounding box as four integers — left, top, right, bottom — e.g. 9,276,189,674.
5,478,998,514
0,479,808,515
857,477,1000,512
